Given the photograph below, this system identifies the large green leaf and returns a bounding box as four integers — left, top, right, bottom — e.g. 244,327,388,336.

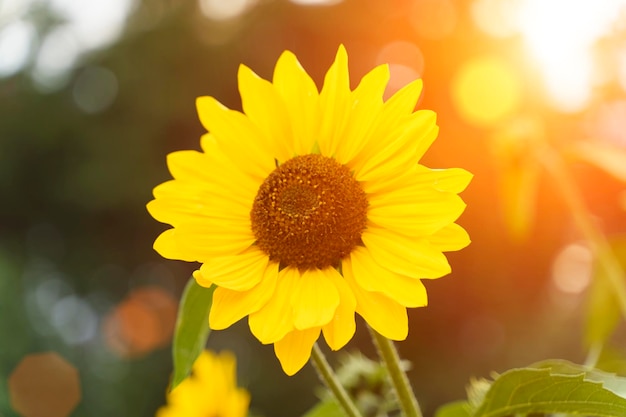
472,361,626,417
530,359,626,398
171,278,215,390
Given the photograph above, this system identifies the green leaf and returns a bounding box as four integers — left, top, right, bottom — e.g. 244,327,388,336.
171,278,215,390
530,359,626,398
585,237,626,347
301,400,344,417
585,266,621,347
434,401,471,417
473,362,626,417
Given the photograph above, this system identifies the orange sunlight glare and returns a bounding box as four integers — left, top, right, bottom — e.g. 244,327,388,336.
517,0,626,112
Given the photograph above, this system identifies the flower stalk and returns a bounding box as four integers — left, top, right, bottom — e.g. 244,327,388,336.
369,327,423,417
310,343,363,417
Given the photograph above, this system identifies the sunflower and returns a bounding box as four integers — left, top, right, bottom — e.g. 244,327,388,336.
148,45,471,375
156,350,249,417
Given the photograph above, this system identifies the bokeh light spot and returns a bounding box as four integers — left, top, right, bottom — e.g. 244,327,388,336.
51,296,98,345
451,56,522,127
376,41,424,98
289,0,342,4
198,0,257,20
32,26,80,91
551,243,593,295
9,352,81,417
0,20,35,78
410,0,457,40
72,66,119,114
102,286,178,359
48,0,136,51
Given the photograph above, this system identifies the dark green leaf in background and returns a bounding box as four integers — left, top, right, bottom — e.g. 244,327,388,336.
171,278,215,390
585,237,626,348
301,400,344,417
434,401,472,417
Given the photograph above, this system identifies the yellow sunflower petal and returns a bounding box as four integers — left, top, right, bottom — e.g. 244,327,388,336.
248,267,297,344
290,267,341,330
198,248,268,291
321,273,356,351
274,327,320,376
166,146,260,198
429,167,473,193
318,45,350,157
382,77,423,116
221,390,250,417
355,111,438,182
165,150,212,182
429,223,471,252
273,50,320,155
368,191,467,238
362,164,472,196
153,229,196,262
347,79,425,174
164,221,254,260
192,269,211,288
334,64,389,165
209,262,279,330
362,226,451,279
196,96,275,180
342,258,408,340
148,178,252,229
349,246,428,308
238,64,294,162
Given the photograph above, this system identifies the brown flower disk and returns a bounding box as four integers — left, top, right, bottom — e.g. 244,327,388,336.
251,154,368,270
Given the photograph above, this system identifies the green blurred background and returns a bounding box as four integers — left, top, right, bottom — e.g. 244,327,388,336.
2,0,626,416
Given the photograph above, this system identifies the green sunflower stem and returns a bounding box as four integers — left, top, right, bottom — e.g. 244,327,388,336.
310,343,363,417
369,327,423,417
538,146,626,323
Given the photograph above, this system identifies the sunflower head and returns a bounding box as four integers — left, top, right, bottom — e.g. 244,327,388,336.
156,350,249,417
148,45,472,375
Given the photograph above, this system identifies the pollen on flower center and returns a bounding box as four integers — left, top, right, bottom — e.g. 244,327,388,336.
251,154,368,270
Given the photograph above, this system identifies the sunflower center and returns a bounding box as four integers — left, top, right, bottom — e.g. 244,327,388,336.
251,154,368,270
